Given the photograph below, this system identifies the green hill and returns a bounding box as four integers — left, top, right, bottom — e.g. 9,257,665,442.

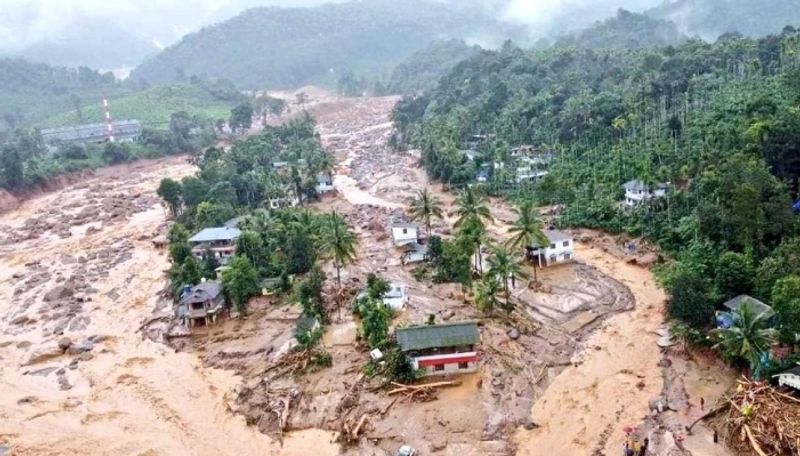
554,9,685,50
387,39,483,95
131,0,525,89
39,81,243,129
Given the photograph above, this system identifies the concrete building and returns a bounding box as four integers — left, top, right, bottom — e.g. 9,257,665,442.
392,223,420,247
528,229,574,267
775,365,800,391
396,321,480,377
189,226,241,263
180,280,225,327
315,172,334,194
623,180,668,206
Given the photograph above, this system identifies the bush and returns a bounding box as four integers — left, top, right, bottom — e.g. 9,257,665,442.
102,141,132,164
669,271,715,328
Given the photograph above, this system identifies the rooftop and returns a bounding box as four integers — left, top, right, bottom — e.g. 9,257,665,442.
189,227,242,243
531,229,573,247
180,281,222,305
723,295,772,316
780,365,800,377
396,321,479,352
623,180,668,192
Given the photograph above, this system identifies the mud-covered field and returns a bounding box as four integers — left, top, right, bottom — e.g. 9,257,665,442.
0,90,733,456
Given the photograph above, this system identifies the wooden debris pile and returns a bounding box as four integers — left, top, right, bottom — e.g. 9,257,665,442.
710,378,800,456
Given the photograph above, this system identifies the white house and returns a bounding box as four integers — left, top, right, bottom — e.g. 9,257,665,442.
528,229,574,267
392,223,420,247
775,366,800,391
623,180,668,206
269,195,299,210
383,283,408,311
315,172,334,194
515,167,549,184
356,282,408,311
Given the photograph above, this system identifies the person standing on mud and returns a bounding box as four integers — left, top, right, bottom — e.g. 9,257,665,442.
639,438,649,456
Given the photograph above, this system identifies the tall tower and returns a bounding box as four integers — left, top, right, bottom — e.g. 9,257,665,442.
103,95,115,142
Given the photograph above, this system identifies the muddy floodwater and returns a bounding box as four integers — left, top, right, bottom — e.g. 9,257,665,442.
0,90,733,456
0,156,338,455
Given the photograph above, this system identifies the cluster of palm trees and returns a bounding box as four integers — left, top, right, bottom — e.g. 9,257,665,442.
408,185,549,316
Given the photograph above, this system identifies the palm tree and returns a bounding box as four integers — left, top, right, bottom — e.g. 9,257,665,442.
409,187,443,236
454,186,493,228
711,303,778,377
320,210,358,319
487,244,528,309
506,200,549,282
474,274,502,316
454,187,493,275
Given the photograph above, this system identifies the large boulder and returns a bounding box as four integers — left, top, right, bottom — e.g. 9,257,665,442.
43,286,74,302
23,345,65,366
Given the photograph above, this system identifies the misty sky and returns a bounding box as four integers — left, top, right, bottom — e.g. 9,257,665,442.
0,0,342,52
1,0,664,53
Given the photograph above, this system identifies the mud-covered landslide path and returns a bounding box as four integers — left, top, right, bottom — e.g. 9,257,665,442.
515,241,666,455
0,156,304,456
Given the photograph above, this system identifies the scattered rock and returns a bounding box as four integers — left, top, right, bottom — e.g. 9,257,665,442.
520,418,539,430
57,337,73,351
67,340,94,355
507,327,520,340
43,286,74,302
23,345,64,366
10,315,32,326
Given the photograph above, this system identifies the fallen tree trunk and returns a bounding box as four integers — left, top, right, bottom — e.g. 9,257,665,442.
387,381,460,395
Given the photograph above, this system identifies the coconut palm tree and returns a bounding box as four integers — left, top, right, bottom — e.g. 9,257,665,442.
506,199,549,282
454,186,493,275
320,210,358,319
454,186,493,228
474,274,502,316
711,303,778,377
409,187,443,236
487,244,528,310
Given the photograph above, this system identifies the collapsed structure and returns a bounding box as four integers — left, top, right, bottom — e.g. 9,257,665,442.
179,280,225,327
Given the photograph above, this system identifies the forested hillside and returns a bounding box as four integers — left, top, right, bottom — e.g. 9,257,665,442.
387,40,482,95
648,0,800,39
554,9,684,50
0,58,244,131
393,27,800,338
0,58,131,130
131,0,525,89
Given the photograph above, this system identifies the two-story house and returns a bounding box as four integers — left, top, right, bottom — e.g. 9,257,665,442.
623,180,668,207
189,226,242,263
528,229,575,267
180,280,225,327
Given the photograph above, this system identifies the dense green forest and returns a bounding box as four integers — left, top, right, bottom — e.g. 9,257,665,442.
392,24,800,366
131,0,525,89
554,9,684,50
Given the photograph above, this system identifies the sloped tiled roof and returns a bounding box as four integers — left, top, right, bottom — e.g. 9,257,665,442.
396,321,479,352
180,281,222,305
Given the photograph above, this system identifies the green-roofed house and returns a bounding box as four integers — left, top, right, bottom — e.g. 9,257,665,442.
395,321,480,377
